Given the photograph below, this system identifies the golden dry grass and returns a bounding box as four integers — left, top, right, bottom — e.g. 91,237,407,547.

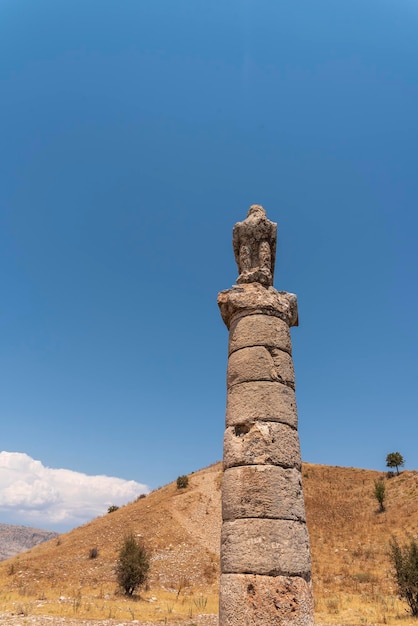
303,464,418,624
0,462,417,624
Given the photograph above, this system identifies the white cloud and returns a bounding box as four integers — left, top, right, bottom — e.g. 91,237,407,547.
0,451,149,531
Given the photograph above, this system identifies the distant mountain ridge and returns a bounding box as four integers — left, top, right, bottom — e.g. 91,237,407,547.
0,523,58,561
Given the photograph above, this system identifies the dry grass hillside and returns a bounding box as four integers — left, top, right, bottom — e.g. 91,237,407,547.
0,462,417,625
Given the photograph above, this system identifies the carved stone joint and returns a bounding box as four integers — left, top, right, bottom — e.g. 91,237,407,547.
218,283,299,330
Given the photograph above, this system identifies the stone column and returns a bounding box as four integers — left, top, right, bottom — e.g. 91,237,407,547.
218,206,314,626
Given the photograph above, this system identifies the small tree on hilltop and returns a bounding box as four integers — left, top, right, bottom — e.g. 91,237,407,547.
116,533,150,597
373,478,386,512
389,536,418,616
386,452,405,475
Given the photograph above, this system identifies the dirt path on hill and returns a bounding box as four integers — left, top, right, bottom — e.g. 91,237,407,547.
171,465,221,556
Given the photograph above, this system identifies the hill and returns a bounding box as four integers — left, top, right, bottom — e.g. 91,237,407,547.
0,524,58,561
0,462,417,624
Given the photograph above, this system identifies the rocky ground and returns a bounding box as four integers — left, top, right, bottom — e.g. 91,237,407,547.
0,615,219,626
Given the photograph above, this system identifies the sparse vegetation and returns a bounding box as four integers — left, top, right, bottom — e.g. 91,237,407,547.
0,463,417,623
116,533,150,597
107,505,119,513
177,475,189,489
89,547,98,559
193,594,208,610
389,536,418,616
386,452,405,475
374,478,386,512
176,575,190,598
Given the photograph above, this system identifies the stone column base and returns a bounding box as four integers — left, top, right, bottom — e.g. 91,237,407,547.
220,573,314,626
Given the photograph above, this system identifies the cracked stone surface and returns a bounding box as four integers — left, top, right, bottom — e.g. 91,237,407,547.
220,574,314,626
226,381,298,428
228,312,293,355
227,345,295,389
223,421,302,470
221,518,311,576
222,465,306,521
218,283,298,330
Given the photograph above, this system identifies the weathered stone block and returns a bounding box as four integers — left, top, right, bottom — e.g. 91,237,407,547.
219,573,314,626
228,313,292,355
271,348,295,388
226,382,297,428
218,283,298,329
223,421,302,470
222,465,305,521
227,346,277,387
221,518,311,576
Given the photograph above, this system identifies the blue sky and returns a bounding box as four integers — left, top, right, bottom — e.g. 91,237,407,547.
1,0,418,530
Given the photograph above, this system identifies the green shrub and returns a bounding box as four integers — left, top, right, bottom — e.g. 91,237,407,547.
107,505,119,513
89,547,98,559
373,478,386,512
116,533,150,597
7,562,15,576
177,475,189,489
389,536,418,616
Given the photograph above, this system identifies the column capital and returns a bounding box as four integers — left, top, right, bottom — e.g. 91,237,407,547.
218,283,298,330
